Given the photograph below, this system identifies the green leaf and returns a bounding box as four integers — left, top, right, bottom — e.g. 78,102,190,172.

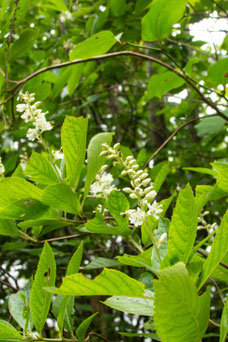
9,29,36,61
153,163,170,192
76,313,98,342
84,257,122,270
183,167,217,177
161,184,198,267
47,0,68,12
142,0,187,41
195,116,227,137
66,241,83,275
220,300,228,342
107,190,129,223
207,58,228,86
69,31,117,60
104,295,154,316
24,152,59,185
0,320,23,340
67,64,83,96
42,183,81,214
0,177,42,209
197,211,228,290
109,0,126,16
61,115,88,189
119,332,161,340
117,247,154,272
45,268,145,297
195,185,228,212
147,71,185,99
83,132,113,200
154,262,210,342
52,67,73,99
0,219,21,236
85,214,126,236
8,280,33,332
212,162,228,192
30,242,56,335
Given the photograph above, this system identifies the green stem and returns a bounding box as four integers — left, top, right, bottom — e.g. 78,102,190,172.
129,237,144,253
145,218,162,263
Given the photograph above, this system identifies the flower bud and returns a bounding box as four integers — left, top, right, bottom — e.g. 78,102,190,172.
100,165,108,173
113,143,120,150
129,159,136,167
141,178,151,186
123,187,132,193
127,169,134,176
130,193,138,199
99,151,107,157
159,232,167,244
102,143,109,150
145,191,157,200
121,169,128,176
144,186,154,194
126,156,134,162
132,164,139,170
140,172,148,180
107,154,115,159
134,178,141,186
136,170,143,177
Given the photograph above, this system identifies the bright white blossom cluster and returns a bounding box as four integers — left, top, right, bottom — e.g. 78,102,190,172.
52,149,64,161
59,11,73,23
16,92,53,141
197,211,216,232
90,165,116,198
100,143,163,227
0,157,5,175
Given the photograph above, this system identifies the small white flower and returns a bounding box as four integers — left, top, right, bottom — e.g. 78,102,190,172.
52,150,64,161
16,103,28,112
59,11,73,23
21,110,33,123
89,172,116,198
159,232,167,244
0,158,5,175
35,117,53,132
124,208,146,227
147,201,163,220
26,128,39,141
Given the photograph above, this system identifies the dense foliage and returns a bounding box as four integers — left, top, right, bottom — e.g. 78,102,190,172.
0,0,227,341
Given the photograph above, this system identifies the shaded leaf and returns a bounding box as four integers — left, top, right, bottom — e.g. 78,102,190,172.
104,296,154,316
76,313,98,342
147,71,184,99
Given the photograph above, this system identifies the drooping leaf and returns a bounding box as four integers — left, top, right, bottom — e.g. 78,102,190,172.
107,190,129,223
42,183,81,214
195,115,227,137
183,167,217,177
45,268,145,297
30,242,56,335
142,0,187,41
154,262,210,342
147,71,185,99
104,295,154,316
197,211,228,290
220,300,228,342
161,184,198,267
83,132,113,200
61,115,88,189
0,320,23,340
70,31,117,61
76,313,98,342
66,241,83,276
24,152,59,185
195,185,228,212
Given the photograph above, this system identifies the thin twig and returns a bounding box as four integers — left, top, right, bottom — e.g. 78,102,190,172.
39,233,83,243
197,249,228,270
3,51,227,121
143,114,220,167
0,278,18,292
209,277,225,305
85,332,110,342
209,318,220,328
0,266,19,290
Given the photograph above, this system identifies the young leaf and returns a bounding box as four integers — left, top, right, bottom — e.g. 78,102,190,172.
0,320,23,340
42,183,81,214
30,242,56,335
154,262,210,342
76,313,98,342
83,132,113,200
147,71,184,99
197,211,228,290
142,0,187,41
69,31,117,60
161,184,198,267
61,115,88,189
45,268,145,297
195,185,228,212
107,190,129,223
220,300,228,342
104,296,154,316
24,152,59,185
66,241,83,276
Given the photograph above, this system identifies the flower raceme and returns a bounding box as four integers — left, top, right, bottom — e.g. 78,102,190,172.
16,92,53,141
89,165,116,198
100,143,163,227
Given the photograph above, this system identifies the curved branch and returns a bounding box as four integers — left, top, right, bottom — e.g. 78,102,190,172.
3,51,228,121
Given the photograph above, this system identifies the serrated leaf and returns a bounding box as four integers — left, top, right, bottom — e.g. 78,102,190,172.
107,190,129,223
45,268,145,297
161,184,198,267
66,241,83,275
212,162,228,192
69,31,117,60
83,132,113,200
0,320,23,340
61,116,88,189
24,152,59,185
30,242,56,335
197,211,228,290
147,71,185,99
84,257,122,270
220,300,228,342
76,313,98,342
154,262,210,342
42,183,81,214
153,163,170,192
142,0,187,41
0,177,42,209
104,296,154,316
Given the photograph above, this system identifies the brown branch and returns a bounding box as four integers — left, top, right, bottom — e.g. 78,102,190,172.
3,51,227,121
143,114,221,167
197,248,228,270
209,318,220,328
85,332,110,342
0,278,18,292
38,233,86,243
